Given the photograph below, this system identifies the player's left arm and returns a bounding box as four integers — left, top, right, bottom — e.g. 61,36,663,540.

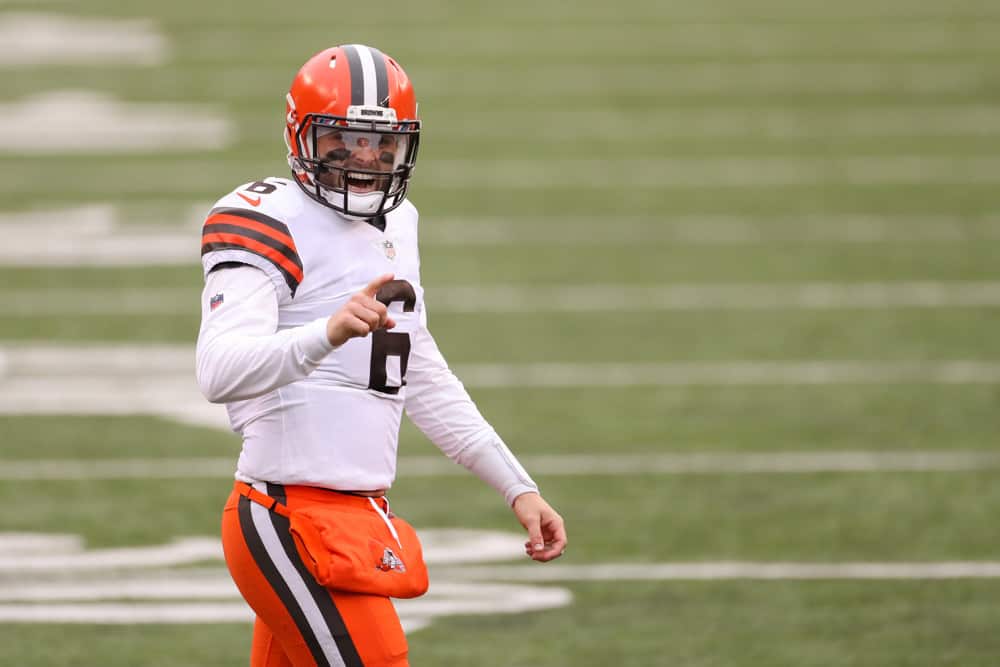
403,321,567,562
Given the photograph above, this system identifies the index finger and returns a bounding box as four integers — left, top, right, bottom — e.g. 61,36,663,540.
362,273,395,298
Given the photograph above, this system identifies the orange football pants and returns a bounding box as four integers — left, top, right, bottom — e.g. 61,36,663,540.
221,482,409,667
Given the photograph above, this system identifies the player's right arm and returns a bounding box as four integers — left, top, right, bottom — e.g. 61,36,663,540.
195,266,395,404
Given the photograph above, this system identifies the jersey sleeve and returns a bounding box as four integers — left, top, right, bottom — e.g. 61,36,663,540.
404,313,539,506
195,265,334,403
200,205,303,299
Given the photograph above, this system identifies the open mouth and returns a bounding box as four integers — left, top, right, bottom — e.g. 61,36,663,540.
346,172,378,193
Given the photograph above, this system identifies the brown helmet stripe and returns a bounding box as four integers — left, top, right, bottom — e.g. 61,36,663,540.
369,46,389,107
342,44,365,106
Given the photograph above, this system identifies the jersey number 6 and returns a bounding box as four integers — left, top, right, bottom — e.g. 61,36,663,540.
368,279,417,395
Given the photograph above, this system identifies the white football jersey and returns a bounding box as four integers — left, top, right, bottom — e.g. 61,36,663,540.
196,178,537,502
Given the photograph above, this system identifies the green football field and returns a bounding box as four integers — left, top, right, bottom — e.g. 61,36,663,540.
2,0,1000,665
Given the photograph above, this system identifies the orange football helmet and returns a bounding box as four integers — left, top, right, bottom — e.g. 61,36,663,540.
285,45,420,218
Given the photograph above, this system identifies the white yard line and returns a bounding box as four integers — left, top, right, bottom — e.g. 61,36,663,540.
0,91,233,154
6,345,1000,386
0,13,167,66
1,451,998,481
0,538,223,572
1,207,998,267
3,555,998,625
2,344,1000,429
6,281,1000,316
4,345,1000,387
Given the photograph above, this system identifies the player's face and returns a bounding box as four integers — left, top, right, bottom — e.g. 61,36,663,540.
315,129,401,194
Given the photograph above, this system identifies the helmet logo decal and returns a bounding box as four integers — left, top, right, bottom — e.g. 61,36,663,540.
285,93,298,133
346,105,397,124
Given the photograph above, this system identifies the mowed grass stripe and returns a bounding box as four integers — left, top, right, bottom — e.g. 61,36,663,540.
4,64,998,110
438,561,1000,581
454,361,1000,387
6,282,1000,315
3,451,1000,480
426,156,1000,188
425,215,1000,245
3,471,995,560
437,106,1000,140
2,241,996,284
171,22,1000,61
5,157,1000,199
5,209,1000,270
5,344,1000,387
34,0,1000,23
2,308,998,364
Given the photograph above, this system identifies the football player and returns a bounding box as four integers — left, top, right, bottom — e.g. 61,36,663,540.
196,44,567,667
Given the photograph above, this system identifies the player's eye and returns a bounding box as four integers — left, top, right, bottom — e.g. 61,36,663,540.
379,151,395,165
324,148,351,162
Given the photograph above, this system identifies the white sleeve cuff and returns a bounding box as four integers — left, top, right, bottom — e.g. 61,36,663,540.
298,316,336,362
455,437,540,507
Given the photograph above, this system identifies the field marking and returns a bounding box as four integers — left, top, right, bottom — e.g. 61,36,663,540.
0,205,999,267
0,530,570,629
1,451,998,481
0,584,572,628
3,344,1000,433
6,281,1000,316
0,530,525,574
0,92,232,154
5,344,1000,386
1,527,998,628
0,13,167,66
0,537,222,573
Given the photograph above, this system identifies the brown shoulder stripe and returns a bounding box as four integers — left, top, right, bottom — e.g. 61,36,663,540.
202,209,303,293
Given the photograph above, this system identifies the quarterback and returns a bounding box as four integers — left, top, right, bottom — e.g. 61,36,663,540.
195,44,567,666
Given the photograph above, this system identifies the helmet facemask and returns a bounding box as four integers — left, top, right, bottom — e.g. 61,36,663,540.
289,106,420,219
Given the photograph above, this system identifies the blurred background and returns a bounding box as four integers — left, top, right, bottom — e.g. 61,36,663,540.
1,0,1000,665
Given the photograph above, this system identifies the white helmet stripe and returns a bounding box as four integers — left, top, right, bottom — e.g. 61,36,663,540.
357,45,378,106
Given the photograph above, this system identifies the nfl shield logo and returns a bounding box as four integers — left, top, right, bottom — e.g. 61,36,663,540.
209,293,224,311
379,239,397,261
